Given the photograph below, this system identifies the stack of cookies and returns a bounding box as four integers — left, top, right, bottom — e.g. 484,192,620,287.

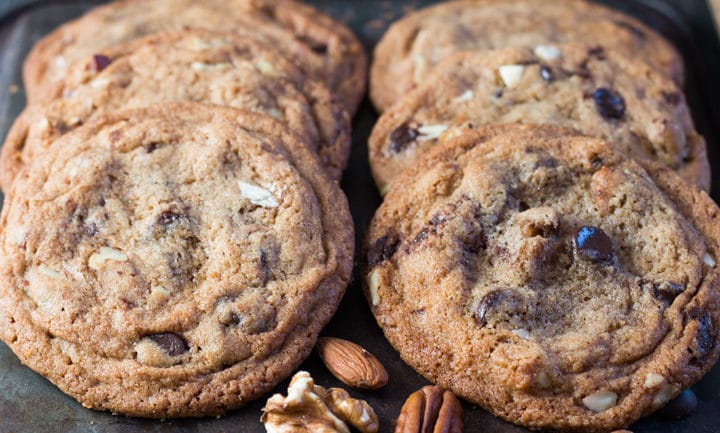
0,0,365,418
364,1,720,432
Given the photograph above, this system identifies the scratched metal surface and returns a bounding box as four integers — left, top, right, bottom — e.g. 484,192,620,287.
0,1,719,432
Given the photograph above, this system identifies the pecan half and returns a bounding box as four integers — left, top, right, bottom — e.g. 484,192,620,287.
395,385,463,433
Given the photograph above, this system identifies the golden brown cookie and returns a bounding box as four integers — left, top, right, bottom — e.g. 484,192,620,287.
363,124,720,432
0,103,354,417
370,0,683,112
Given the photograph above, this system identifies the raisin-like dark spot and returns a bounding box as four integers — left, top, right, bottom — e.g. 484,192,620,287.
493,89,504,99
53,120,70,134
588,46,606,59
429,214,447,226
389,123,419,154
651,281,685,304
221,312,242,326
157,210,185,227
539,65,553,82
662,91,681,105
660,389,698,420
296,35,328,54
90,54,112,72
590,156,604,169
98,196,106,207
574,226,614,264
593,88,626,120
86,222,99,236
474,290,506,326
412,227,431,245
687,307,714,363
366,232,400,267
259,250,271,285
110,129,122,142
461,230,486,255
147,142,161,153
575,62,592,79
615,20,646,39
148,332,188,356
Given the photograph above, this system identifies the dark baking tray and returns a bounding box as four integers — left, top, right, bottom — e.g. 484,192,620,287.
0,0,719,432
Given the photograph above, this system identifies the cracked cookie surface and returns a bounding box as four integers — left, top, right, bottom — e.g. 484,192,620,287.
370,0,683,112
2,29,350,190
0,103,354,417
23,0,367,114
363,124,720,432
369,44,708,194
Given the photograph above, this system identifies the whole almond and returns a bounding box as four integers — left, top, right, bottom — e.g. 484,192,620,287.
317,337,389,390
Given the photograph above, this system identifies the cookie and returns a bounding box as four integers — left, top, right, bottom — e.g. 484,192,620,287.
0,103,354,417
370,0,683,112
369,44,708,194
23,0,367,114
363,124,720,432
1,29,350,190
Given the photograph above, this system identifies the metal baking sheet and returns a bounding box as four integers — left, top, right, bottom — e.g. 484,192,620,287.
0,1,719,432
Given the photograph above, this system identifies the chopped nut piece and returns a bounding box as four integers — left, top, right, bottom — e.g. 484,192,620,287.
88,246,128,270
511,329,531,340
452,90,474,103
262,371,379,433
255,58,275,75
534,45,561,61
498,64,525,88
653,382,680,407
644,372,665,388
582,389,618,412
238,180,278,208
703,252,716,267
535,371,551,388
417,124,449,141
368,270,380,306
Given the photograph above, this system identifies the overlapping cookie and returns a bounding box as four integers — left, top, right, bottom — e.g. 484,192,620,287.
369,44,708,194
23,0,367,114
1,29,350,189
370,0,683,112
0,103,354,417
363,124,720,432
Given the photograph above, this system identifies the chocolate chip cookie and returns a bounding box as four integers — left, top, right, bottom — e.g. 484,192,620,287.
0,103,354,417
363,124,720,432
370,0,683,112
369,44,708,194
1,29,350,190
23,0,367,114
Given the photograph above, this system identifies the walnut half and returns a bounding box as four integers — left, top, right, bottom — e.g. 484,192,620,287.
261,371,379,433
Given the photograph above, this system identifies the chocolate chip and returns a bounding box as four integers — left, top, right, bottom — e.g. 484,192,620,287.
539,65,553,82
147,142,161,153
593,88,626,120
429,214,447,226
615,20,646,39
474,290,505,326
662,91,681,105
296,35,328,54
574,226,614,264
389,123,419,153
90,54,112,72
590,156,604,169
259,250,271,285
366,232,400,267
412,227,431,245
688,307,714,363
157,210,185,227
587,46,606,59
651,281,685,303
148,332,188,356
110,129,122,143
660,389,697,420
53,120,70,134
460,229,486,255
493,89,504,99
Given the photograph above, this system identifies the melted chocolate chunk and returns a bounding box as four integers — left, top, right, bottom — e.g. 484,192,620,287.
157,210,185,227
412,227,431,245
53,120,70,134
651,281,685,303
475,291,505,326
662,91,681,105
461,229,486,255
389,123,419,154
367,232,400,267
539,65,554,82
660,389,698,420
296,35,328,54
615,20,646,39
90,54,112,72
574,226,614,264
147,142,162,153
148,332,189,356
593,88,626,120
590,156,604,170
688,307,714,363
